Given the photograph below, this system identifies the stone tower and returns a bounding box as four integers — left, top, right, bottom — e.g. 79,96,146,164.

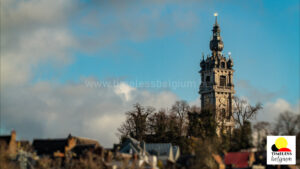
199,14,235,133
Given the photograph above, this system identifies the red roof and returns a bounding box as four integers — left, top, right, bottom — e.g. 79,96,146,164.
224,152,250,168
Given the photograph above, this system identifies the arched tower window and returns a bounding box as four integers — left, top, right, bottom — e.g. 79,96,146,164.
220,76,226,86
221,62,225,68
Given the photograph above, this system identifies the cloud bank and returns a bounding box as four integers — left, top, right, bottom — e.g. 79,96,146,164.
2,81,177,147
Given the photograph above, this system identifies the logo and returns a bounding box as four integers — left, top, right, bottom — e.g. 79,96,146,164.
267,136,296,165
271,137,291,152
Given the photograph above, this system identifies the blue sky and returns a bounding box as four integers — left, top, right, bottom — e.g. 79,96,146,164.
1,0,299,146
33,0,299,104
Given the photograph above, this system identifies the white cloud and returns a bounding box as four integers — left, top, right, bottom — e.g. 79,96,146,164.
189,96,201,107
2,0,77,31
256,98,300,123
0,0,78,85
0,0,202,85
114,83,136,101
1,28,75,85
2,80,178,147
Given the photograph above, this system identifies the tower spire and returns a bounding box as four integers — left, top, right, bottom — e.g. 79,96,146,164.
214,12,218,25
210,12,223,56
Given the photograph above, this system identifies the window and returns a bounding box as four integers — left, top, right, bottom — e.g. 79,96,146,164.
206,76,210,83
221,62,225,68
220,76,226,86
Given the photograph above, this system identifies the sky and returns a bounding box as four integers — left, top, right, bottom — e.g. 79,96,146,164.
0,0,299,147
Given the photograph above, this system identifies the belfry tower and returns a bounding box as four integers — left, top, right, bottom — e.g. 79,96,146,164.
199,14,235,133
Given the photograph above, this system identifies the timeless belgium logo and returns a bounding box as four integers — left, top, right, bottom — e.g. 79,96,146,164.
267,136,296,165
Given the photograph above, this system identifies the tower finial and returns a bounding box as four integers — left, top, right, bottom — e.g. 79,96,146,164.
214,12,218,25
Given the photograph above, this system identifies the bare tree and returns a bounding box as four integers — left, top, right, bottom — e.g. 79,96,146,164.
148,109,168,136
273,111,300,135
171,100,190,136
229,97,262,151
233,96,263,128
118,103,155,141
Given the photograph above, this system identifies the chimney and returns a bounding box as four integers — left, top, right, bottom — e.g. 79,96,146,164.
8,130,17,157
11,130,16,141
